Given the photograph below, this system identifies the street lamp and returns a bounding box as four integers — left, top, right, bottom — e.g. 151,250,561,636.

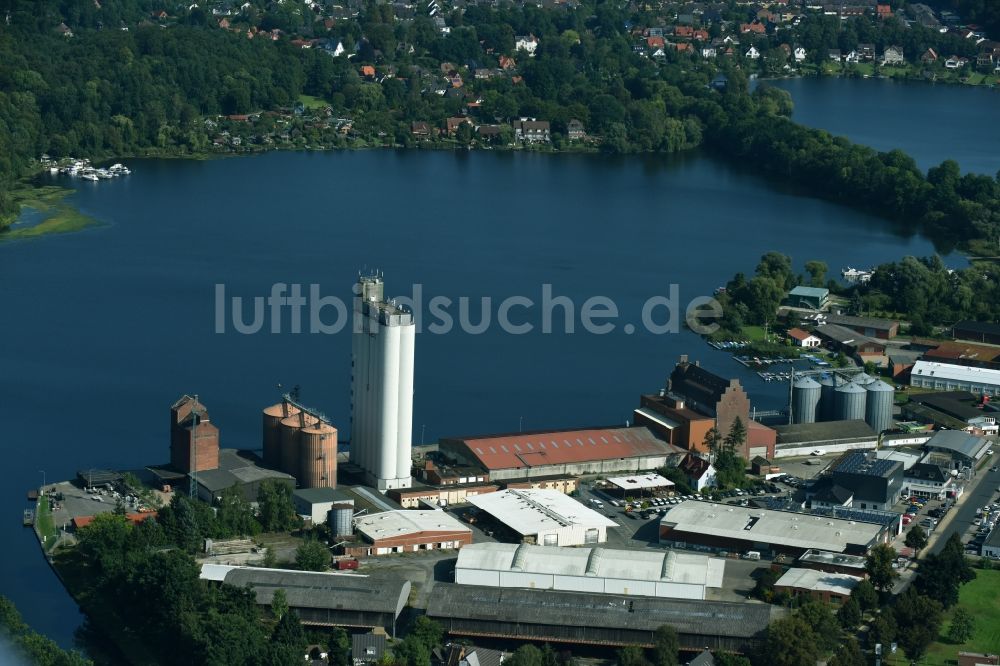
39,470,46,491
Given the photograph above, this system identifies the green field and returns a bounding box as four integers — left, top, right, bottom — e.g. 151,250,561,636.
35,495,58,551
298,94,329,110
887,570,1000,665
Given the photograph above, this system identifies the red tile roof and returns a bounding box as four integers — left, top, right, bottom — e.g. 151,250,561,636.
447,427,679,471
72,512,157,529
787,327,816,342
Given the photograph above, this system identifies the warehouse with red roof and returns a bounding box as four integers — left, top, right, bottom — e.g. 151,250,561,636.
438,426,684,481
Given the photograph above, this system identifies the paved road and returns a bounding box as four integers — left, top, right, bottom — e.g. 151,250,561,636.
929,457,1000,556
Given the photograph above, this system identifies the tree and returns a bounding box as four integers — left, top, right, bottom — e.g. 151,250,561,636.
328,627,351,666
410,616,444,651
703,427,722,459
797,601,841,654
828,636,865,666
271,588,289,620
271,609,308,664
295,537,330,571
257,481,299,533
837,597,861,629
616,645,650,666
894,589,943,660
508,645,545,666
851,579,878,612
393,636,432,666
948,607,975,643
652,625,679,666
804,260,828,287
714,654,751,666
905,524,928,553
723,418,746,456
763,615,819,666
917,534,976,608
865,543,898,592
869,611,897,648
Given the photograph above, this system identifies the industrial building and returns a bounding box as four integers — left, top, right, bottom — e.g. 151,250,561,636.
190,449,295,503
773,568,862,604
467,489,617,546
170,395,220,474
822,314,900,340
814,324,887,360
981,527,1000,558
388,476,578,509
924,429,992,465
350,275,415,492
262,396,339,490
292,487,355,525
910,359,1000,397
796,550,868,577
659,501,890,556
785,286,830,311
200,564,409,634
454,542,725,600
635,357,777,459
953,320,1000,346
902,391,998,432
426,583,774,653
439,426,682,482
790,372,894,434
823,451,903,511
347,510,472,556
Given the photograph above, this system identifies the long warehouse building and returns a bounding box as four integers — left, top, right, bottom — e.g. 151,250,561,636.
439,426,683,481
426,583,774,654
455,542,724,600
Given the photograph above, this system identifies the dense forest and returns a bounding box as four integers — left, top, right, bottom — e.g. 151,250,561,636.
1,0,999,255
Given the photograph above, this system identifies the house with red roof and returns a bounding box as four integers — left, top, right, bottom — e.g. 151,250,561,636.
787,328,821,348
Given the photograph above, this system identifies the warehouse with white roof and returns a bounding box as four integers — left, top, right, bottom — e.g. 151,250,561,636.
455,542,724,600
467,489,617,546
659,501,891,556
774,567,862,603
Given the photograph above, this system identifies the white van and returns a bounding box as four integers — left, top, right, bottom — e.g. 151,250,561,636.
744,551,761,561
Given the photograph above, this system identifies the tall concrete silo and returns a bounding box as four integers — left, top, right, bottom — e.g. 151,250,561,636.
263,401,300,470
834,382,867,422
328,504,354,537
865,380,895,434
299,422,338,488
817,374,842,422
280,412,318,478
792,376,822,424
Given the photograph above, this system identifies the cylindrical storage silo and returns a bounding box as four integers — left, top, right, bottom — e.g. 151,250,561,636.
396,323,415,483
792,376,822,424
377,325,401,485
817,374,841,422
834,382,867,421
280,413,318,479
852,372,876,386
299,422,338,488
263,402,300,469
328,504,354,537
865,380,895,434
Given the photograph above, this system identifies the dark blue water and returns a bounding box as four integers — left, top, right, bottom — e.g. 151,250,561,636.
765,77,1000,175
0,146,967,648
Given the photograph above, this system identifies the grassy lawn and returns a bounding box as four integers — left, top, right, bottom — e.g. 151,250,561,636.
886,570,1000,665
298,94,328,110
35,494,58,551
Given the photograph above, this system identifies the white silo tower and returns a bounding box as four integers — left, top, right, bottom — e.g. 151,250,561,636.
350,274,415,492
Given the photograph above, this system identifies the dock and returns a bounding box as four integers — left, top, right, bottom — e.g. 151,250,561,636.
23,509,35,526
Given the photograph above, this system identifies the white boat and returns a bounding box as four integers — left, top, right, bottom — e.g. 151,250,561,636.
81,172,99,181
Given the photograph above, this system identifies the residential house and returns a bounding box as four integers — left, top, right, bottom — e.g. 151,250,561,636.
514,35,538,56
977,51,995,70
876,4,892,19
701,46,718,58
740,22,766,35
745,46,761,60
787,328,821,348
828,49,842,61
55,22,73,37
944,56,968,69
476,125,503,142
360,65,376,78
793,46,807,62
675,42,693,54
921,48,938,63
858,43,875,60
693,29,709,41
513,118,550,143
411,121,431,138
445,117,471,136
567,119,586,140
352,632,387,666
647,36,666,49
499,55,516,70
844,50,861,64
674,26,694,39
882,45,905,65
678,454,716,492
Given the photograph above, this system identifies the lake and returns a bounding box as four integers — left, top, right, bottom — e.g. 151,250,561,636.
765,77,1000,175
0,77,993,652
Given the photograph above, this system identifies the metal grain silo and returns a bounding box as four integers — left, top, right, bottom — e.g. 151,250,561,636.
280,413,318,478
852,372,876,386
817,374,841,422
792,376,822,424
299,422,338,488
865,380,895,434
834,382,867,422
263,402,300,469
328,503,354,537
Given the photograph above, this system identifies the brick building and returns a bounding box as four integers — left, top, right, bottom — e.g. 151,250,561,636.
347,510,472,556
170,395,220,473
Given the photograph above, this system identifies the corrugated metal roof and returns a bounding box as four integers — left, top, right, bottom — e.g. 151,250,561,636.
467,489,617,535
426,583,772,638
775,567,861,596
451,426,678,471
354,510,471,540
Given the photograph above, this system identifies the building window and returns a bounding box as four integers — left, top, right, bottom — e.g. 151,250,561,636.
584,528,599,544
543,534,558,546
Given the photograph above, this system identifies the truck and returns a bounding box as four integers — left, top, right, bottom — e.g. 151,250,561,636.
744,551,761,561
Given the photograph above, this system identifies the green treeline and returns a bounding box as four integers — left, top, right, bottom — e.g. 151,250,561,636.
0,595,90,665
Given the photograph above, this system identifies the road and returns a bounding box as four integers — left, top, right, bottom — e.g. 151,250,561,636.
928,459,1000,556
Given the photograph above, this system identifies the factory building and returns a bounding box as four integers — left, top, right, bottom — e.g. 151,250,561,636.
822,314,900,340
454,542,725,600
924,429,992,466
262,397,338,489
814,324,887,361
201,564,409,634
347,510,472,556
190,449,295,503
388,476,578,509
953,321,1000,346
468,489,617,546
350,275,415,492
910,359,1000,397
903,391,998,432
823,451,903,511
170,395,220,474
292,487,355,525
774,568,862,604
439,426,682,482
635,357,777,459
426,583,773,654
796,550,868,578
659,501,890,556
